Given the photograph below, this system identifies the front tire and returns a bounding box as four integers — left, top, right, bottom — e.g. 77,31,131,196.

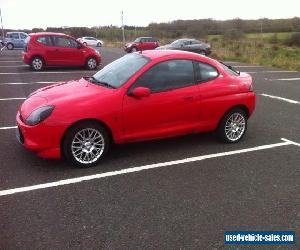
63,121,110,167
97,42,102,47
131,47,137,52
85,57,98,70
30,56,44,71
83,42,87,46
217,108,247,143
6,43,14,50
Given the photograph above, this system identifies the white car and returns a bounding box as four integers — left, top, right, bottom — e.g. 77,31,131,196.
77,37,103,47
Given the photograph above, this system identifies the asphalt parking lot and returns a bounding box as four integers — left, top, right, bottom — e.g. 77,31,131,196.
0,48,299,249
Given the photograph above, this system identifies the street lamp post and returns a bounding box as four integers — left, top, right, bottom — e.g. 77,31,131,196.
0,8,4,41
121,10,125,44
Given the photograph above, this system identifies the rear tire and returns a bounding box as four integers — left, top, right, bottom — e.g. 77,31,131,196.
62,121,110,167
30,56,44,71
7,43,14,50
217,108,247,143
85,57,98,70
83,42,87,46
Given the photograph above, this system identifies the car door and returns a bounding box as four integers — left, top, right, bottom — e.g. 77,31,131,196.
122,59,201,141
51,36,84,65
90,37,97,46
183,40,194,52
35,35,58,64
10,33,21,47
139,38,148,50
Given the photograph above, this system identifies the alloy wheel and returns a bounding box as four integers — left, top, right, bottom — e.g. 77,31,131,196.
71,128,105,164
224,112,246,142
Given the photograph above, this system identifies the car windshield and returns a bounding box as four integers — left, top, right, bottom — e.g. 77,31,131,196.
92,53,149,88
134,38,141,42
170,40,184,47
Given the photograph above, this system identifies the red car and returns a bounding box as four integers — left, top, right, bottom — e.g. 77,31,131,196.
23,32,101,71
124,37,159,53
16,50,256,167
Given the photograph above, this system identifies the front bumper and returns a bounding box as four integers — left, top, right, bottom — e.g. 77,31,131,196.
16,111,64,159
124,46,132,52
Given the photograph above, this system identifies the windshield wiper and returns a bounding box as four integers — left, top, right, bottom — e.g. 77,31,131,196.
220,61,240,75
84,76,116,89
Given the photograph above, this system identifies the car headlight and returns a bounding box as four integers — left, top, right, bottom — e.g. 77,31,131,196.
127,44,132,47
25,105,54,126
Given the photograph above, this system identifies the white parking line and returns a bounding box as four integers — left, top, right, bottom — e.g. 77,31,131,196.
0,97,26,101
0,138,298,197
247,71,298,74
232,65,263,68
0,126,17,130
260,93,300,104
0,65,27,67
0,81,56,85
0,71,95,75
270,78,300,81
0,60,23,63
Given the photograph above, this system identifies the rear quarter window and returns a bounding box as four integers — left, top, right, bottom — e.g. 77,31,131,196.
194,61,219,83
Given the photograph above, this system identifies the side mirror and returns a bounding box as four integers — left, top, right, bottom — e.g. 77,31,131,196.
180,44,184,48
77,43,83,49
130,87,150,97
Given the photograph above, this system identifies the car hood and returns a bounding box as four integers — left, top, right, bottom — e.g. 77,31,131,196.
125,42,135,47
20,78,114,119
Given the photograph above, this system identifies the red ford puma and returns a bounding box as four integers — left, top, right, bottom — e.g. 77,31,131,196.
16,50,255,167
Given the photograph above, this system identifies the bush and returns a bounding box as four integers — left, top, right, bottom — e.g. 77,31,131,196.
284,32,300,47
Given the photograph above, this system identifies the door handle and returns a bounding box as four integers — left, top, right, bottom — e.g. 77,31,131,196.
183,96,194,100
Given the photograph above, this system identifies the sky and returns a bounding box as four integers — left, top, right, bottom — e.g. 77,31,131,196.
0,0,299,29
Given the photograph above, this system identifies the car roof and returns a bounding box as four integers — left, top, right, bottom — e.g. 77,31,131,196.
28,32,67,37
7,31,27,34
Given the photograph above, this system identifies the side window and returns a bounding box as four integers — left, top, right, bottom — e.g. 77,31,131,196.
20,33,27,39
194,61,219,82
53,36,77,48
133,60,194,93
11,33,20,39
37,36,51,46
